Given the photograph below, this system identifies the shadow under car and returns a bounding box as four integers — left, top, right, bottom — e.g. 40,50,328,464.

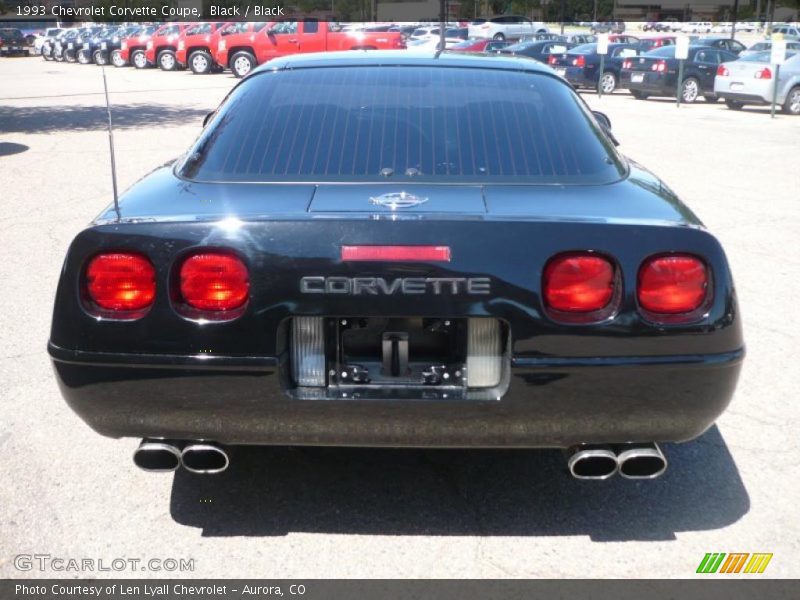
169,426,748,541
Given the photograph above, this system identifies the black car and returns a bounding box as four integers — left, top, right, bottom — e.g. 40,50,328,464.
92,25,139,66
621,45,739,102
76,26,120,65
49,52,742,481
50,28,80,62
549,42,641,93
73,27,103,63
498,40,575,63
691,37,747,55
55,27,99,63
0,28,27,56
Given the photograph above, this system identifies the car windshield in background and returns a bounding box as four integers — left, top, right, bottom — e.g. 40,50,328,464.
181,65,624,185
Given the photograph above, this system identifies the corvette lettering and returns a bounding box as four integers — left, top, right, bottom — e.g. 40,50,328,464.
300,277,491,295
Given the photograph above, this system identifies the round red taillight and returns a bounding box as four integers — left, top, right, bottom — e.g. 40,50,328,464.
638,255,708,314
543,254,615,313
179,252,249,311
86,252,156,312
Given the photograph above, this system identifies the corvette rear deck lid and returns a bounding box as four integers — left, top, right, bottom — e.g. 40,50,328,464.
308,185,486,214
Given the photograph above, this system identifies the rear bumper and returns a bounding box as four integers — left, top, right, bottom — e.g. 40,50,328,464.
716,91,771,105
0,46,27,56
561,67,597,88
714,78,773,103
49,342,744,448
621,72,676,94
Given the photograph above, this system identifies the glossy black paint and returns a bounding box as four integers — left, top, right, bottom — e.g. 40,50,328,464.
49,52,744,448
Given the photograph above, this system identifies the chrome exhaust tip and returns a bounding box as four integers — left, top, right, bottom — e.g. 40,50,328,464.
617,443,667,479
181,443,229,475
567,445,618,480
133,440,182,472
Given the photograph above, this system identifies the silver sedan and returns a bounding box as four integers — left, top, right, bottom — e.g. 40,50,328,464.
714,50,800,114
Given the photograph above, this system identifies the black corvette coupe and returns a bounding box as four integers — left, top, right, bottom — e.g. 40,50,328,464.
49,52,743,481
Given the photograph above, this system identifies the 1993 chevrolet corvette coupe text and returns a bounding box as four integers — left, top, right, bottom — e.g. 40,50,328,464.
48,51,743,480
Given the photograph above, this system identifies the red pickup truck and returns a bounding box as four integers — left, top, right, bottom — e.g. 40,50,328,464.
142,23,190,70
215,19,406,78
115,25,156,68
175,21,226,73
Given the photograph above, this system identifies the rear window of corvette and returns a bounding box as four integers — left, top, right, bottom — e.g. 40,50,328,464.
180,65,626,184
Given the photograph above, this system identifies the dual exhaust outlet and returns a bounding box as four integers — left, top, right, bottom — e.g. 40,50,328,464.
133,440,229,474
134,439,665,480
567,443,667,480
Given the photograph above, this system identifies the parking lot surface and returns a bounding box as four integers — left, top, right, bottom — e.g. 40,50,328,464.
1,55,799,578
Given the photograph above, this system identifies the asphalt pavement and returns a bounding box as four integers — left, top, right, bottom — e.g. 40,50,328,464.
0,54,798,578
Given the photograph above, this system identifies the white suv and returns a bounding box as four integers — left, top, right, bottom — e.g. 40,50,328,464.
468,16,548,40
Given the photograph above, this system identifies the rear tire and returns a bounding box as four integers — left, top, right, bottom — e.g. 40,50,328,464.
631,90,649,100
680,77,700,103
132,50,148,69
783,86,800,115
158,49,178,71
94,50,107,66
230,51,256,78
111,49,126,68
492,32,505,40
724,99,744,110
64,49,76,63
189,50,213,74
42,47,53,61
77,49,91,64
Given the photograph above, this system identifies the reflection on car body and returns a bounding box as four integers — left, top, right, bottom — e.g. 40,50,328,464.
48,51,743,482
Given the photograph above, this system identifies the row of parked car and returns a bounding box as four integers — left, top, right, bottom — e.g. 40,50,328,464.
36,21,406,77
23,21,800,115
482,33,800,114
